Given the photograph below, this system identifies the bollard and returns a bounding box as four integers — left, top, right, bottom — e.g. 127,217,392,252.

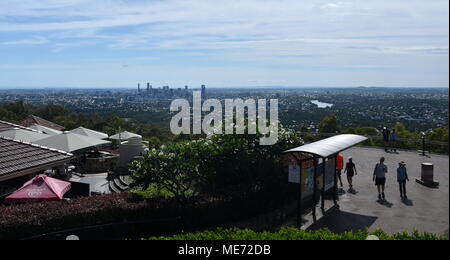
415,163,439,188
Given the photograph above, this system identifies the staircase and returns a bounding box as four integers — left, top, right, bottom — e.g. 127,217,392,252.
108,175,131,193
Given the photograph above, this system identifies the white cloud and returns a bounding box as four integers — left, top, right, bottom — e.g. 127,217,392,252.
0,0,448,87
0,37,49,45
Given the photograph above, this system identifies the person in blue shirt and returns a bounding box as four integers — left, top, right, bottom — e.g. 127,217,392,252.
390,129,398,153
397,161,409,200
373,157,388,200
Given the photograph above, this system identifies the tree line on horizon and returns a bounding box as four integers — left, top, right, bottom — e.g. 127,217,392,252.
0,101,448,154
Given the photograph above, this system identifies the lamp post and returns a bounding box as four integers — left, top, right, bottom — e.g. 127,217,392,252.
421,132,426,156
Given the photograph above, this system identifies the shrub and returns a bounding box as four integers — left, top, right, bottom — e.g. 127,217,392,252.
147,227,447,240
130,126,304,202
0,193,177,240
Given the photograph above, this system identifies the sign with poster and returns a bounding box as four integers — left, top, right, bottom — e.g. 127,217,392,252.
325,157,336,190
288,165,301,183
315,157,336,191
284,154,336,191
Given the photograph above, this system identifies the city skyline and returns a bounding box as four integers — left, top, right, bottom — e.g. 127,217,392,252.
0,0,449,89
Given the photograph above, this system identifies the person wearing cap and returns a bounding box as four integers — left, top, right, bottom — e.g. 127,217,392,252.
373,157,388,200
344,156,357,191
397,161,409,200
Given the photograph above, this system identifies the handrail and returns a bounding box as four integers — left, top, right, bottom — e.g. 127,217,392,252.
296,131,449,146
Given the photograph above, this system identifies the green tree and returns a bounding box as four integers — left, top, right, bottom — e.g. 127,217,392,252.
0,107,18,122
319,114,339,134
36,105,68,121
130,126,304,202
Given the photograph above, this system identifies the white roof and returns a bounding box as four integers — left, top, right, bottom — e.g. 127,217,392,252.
34,132,111,153
29,124,63,135
69,127,109,140
109,131,142,140
0,128,49,143
284,134,368,158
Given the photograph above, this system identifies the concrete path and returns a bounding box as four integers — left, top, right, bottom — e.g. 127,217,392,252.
303,147,449,237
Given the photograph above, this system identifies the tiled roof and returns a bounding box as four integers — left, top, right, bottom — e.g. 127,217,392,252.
0,120,31,132
0,137,73,178
20,115,65,131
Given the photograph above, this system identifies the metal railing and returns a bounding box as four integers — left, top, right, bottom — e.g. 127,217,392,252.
296,131,449,155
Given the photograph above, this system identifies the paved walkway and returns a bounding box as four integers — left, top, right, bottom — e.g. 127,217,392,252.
303,147,449,237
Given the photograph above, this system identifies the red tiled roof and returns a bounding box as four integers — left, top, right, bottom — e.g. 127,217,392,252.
0,120,31,132
0,137,73,180
20,115,65,131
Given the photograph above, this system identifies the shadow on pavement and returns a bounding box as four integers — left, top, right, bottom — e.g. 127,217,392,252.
307,206,378,234
401,199,413,206
337,188,346,195
348,189,358,195
376,199,394,208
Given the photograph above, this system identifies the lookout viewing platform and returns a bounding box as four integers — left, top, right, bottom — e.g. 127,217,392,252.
298,146,449,237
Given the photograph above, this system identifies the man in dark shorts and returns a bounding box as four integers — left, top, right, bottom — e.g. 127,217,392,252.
373,157,388,200
344,156,357,191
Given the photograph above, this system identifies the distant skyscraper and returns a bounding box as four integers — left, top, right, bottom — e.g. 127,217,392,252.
201,85,206,100
138,83,141,92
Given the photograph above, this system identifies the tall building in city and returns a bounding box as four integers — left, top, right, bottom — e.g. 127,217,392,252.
201,84,206,101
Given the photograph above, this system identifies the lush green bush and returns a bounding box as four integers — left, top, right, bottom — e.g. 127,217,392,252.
0,193,178,240
147,227,448,240
130,126,304,202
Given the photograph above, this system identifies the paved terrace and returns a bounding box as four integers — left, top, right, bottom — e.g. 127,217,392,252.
302,146,449,237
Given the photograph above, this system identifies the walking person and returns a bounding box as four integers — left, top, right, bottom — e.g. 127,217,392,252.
382,127,390,152
336,153,344,188
397,161,409,200
344,156,357,192
390,129,398,153
373,157,388,200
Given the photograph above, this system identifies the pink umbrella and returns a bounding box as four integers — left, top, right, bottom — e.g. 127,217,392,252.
5,175,71,203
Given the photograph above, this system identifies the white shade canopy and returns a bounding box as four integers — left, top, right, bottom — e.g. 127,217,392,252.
109,131,142,141
34,132,111,153
0,128,49,143
69,127,109,140
29,124,63,135
284,134,368,158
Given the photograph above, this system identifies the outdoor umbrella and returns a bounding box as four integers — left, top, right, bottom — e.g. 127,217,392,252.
110,131,142,141
69,126,109,140
29,124,63,135
0,128,49,143
5,175,71,203
34,132,111,153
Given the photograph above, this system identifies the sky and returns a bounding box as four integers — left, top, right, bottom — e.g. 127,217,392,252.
0,0,448,89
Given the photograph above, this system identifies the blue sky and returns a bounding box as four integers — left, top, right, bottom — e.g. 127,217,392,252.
0,0,448,88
